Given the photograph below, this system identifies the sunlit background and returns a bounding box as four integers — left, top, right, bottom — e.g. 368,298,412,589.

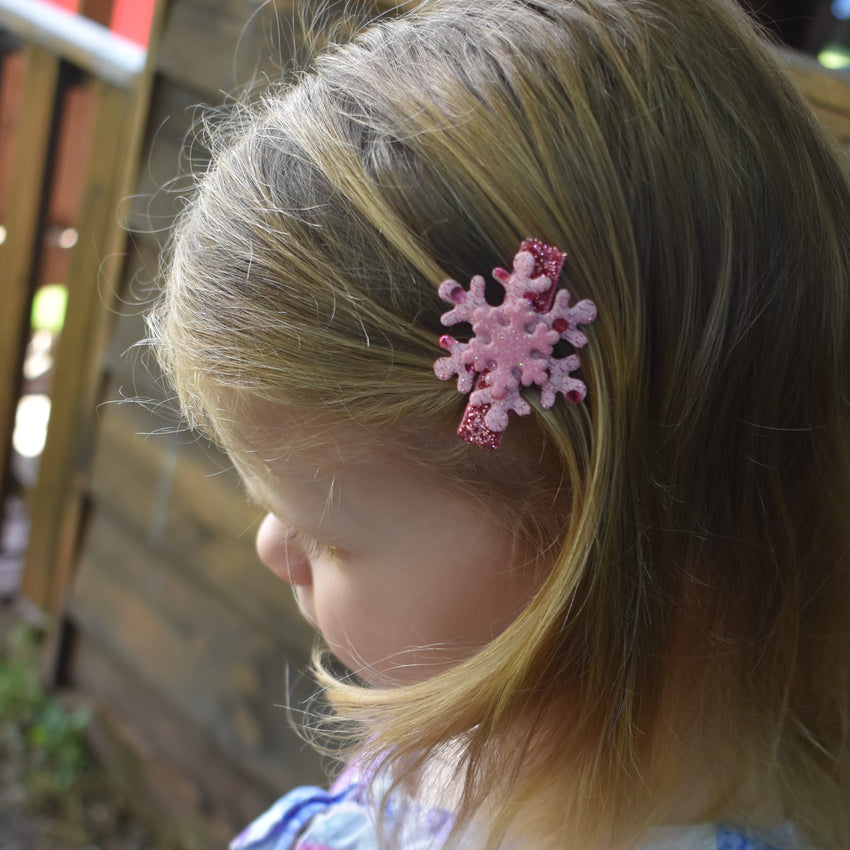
820,0,850,68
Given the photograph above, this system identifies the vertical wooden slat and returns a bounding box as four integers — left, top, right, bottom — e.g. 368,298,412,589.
0,50,27,220
20,1,167,621
0,45,59,503
20,76,127,614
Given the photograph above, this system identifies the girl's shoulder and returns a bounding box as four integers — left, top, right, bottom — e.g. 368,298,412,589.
229,763,808,850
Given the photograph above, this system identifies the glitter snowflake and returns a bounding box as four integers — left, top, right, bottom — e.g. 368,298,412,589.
433,247,597,436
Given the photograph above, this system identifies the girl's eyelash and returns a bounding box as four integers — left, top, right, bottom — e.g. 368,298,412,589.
285,528,335,560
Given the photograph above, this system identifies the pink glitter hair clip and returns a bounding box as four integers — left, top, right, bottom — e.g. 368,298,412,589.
433,239,597,450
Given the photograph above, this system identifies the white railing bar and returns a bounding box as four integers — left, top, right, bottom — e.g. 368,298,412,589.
0,0,146,88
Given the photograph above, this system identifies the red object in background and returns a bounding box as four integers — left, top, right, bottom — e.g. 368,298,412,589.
110,0,155,47
34,0,155,49
41,0,80,10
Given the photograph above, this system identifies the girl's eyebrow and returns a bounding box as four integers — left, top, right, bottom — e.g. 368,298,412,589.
241,480,292,524
240,477,334,539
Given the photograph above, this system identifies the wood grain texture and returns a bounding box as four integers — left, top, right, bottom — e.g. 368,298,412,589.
69,507,324,807
124,79,211,237
71,626,298,838
0,45,59,502
87,393,315,652
0,49,26,221
156,0,297,99
785,50,850,158
21,77,130,613
68,383,324,818
21,0,167,617
784,47,850,117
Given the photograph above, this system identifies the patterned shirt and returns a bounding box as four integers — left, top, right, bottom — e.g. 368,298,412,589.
230,764,804,850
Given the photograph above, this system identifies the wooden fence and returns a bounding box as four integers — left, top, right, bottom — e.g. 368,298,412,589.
0,1,324,844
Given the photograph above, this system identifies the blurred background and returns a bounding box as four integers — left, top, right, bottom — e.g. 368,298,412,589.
0,0,848,847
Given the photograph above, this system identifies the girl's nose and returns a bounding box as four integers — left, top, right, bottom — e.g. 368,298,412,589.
255,514,312,586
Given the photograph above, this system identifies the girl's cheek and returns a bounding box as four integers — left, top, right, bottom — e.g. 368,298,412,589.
292,586,319,630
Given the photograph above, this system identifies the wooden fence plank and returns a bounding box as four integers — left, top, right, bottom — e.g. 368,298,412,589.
156,0,294,99
21,0,167,618
783,47,850,119
20,77,131,613
784,50,850,159
69,507,324,801
72,628,268,842
87,392,314,651
0,45,59,502
0,49,26,219
124,79,211,238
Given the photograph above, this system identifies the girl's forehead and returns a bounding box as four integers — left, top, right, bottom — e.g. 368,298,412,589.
232,411,500,557
232,437,342,535
230,396,378,464
230,412,433,535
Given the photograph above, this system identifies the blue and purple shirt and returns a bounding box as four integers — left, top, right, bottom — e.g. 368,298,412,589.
231,763,804,850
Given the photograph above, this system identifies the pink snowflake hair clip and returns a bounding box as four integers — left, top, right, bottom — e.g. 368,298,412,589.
433,239,597,449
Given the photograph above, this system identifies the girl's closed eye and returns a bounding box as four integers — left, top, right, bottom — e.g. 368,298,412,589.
256,513,336,587
285,527,337,563
242,483,334,561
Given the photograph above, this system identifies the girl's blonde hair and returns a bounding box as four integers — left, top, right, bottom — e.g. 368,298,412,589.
150,0,850,846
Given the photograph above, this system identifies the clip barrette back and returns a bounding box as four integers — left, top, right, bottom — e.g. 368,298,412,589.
433,239,597,449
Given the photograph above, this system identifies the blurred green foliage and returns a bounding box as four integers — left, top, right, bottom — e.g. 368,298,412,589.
0,620,180,848
0,622,90,804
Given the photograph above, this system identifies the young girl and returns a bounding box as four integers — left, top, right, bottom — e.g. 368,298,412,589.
148,0,850,847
